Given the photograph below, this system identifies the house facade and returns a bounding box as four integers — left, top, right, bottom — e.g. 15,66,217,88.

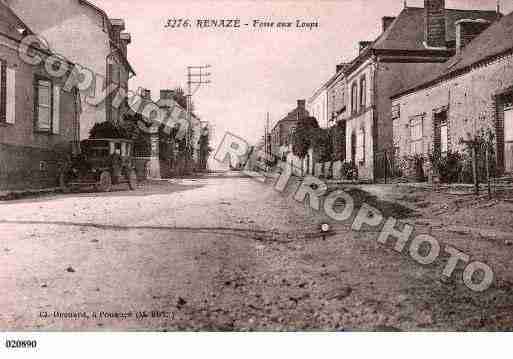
307,84,328,128
339,0,499,181
6,0,135,140
270,99,311,175
0,2,81,190
326,64,347,128
270,99,309,156
392,10,513,176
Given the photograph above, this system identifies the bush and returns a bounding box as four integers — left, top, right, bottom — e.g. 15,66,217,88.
429,150,464,184
402,154,425,181
341,161,358,180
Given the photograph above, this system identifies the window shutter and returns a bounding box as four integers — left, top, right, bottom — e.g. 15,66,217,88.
52,85,60,134
6,67,15,124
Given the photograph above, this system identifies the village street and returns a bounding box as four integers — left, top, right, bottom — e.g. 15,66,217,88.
1,173,513,331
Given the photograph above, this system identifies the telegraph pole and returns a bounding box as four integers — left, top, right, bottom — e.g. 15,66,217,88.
186,65,211,172
265,112,271,171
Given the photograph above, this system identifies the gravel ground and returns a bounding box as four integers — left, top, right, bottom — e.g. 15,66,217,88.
1,173,513,331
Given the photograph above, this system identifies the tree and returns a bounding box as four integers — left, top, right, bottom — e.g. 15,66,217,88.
292,116,319,159
329,121,346,161
312,128,332,163
89,121,130,139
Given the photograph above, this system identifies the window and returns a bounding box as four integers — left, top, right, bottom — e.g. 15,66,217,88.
434,109,448,156
440,120,448,154
351,82,358,115
360,76,366,110
0,59,5,121
391,104,400,120
356,129,365,163
35,79,52,132
0,60,15,124
410,116,423,154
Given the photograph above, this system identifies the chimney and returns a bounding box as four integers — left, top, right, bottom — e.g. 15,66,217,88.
297,99,306,109
109,18,125,43
120,32,131,57
336,63,348,73
424,0,446,48
455,19,491,54
382,16,396,32
359,41,372,53
141,89,151,100
160,89,175,100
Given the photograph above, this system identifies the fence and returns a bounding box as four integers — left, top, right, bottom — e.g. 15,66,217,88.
374,148,401,183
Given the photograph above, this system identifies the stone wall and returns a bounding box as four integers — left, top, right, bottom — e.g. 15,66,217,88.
0,143,68,190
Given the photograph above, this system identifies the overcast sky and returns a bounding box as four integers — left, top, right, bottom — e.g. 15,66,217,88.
92,0,511,148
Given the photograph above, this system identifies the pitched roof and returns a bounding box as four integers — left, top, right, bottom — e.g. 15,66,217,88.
372,6,498,51
78,0,136,75
393,10,513,99
0,1,34,39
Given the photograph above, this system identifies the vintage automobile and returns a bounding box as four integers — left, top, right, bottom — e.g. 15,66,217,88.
59,138,138,192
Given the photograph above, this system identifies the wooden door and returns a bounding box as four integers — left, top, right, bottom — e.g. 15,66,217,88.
504,108,513,173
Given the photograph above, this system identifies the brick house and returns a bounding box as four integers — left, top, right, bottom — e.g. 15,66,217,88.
338,0,499,181
0,2,81,190
270,99,311,176
6,0,135,140
270,99,309,157
391,9,513,176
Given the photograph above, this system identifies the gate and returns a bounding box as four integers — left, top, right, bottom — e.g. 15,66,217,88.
374,148,401,183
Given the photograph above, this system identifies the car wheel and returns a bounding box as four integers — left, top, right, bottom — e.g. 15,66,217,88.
127,169,137,190
97,171,112,192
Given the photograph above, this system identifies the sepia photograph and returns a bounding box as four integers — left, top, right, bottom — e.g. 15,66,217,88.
1,0,513,355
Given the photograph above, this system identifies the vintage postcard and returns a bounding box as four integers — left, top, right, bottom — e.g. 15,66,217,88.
1,0,513,349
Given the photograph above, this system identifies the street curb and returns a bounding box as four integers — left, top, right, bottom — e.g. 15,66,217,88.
0,187,60,201
446,225,513,241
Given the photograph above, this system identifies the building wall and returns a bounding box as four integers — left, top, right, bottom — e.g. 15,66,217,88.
327,74,346,125
343,58,375,180
307,89,328,128
0,10,80,189
392,52,513,172
6,0,119,140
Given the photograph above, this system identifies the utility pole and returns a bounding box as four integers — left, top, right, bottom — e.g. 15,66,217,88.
266,112,271,169
186,65,211,173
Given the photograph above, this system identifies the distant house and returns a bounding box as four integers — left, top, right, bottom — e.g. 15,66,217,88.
0,2,81,190
270,99,311,175
270,99,309,157
155,89,209,177
392,10,513,176
6,0,136,140
338,0,499,181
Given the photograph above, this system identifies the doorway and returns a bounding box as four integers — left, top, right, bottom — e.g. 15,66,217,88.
351,132,356,164
504,106,513,173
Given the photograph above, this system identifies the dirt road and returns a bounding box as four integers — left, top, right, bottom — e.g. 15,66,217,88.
1,173,513,331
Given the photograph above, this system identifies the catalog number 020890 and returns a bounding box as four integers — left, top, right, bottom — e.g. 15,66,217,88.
5,339,37,349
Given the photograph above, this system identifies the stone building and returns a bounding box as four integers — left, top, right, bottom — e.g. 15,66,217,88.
0,2,82,190
392,9,513,176
338,0,499,181
270,99,309,157
5,0,136,140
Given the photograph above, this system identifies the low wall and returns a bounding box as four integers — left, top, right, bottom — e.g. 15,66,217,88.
0,143,67,190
